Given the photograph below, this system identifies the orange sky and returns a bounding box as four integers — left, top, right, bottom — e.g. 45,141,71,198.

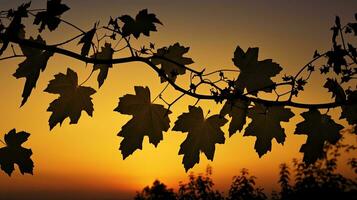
0,0,356,199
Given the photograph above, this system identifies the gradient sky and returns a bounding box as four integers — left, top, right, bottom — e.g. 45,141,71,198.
0,0,356,199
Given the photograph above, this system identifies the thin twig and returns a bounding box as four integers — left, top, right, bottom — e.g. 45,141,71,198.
51,33,84,46
152,82,170,103
202,69,240,77
0,55,25,61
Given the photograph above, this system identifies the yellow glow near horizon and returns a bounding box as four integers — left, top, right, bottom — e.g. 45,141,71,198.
0,1,356,199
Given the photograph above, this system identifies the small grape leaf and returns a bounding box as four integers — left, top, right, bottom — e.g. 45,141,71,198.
0,129,33,176
220,99,250,136
91,43,114,87
114,86,171,159
44,68,96,130
245,104,294,157
295,109,343,164
119,9,162,39
340,91,357,134
233,46,282,95
33,0,70,32
78,24,96,57
173,106,227,171
323,78,346,102
151,43,194,82
13,35,53,106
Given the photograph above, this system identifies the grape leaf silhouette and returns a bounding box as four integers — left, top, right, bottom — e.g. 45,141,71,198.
173,106,227,171
91,43,114,87
44,68,96,130
33,0,70,32
295,109,343,164
119,9,162,39
13,35,53,106
323,78,346,102
151,43,194,82
0,129,33,176
340,91,357,134
114,86,171,159
78,25,96,57
220,99,250,136
244,104,294,157
233,46,282,95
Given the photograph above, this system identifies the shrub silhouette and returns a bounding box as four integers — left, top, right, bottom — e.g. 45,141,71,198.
137,132,356,200
227,168,267,200
134,180,176,200
0,0,356,174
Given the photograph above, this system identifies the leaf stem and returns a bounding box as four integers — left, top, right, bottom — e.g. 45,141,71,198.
79,70,94,86
152,82,169,103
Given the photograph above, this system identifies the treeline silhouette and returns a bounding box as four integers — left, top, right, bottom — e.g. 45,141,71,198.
135,133,357,200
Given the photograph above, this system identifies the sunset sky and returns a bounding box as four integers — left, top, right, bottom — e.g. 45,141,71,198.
0,0,356,199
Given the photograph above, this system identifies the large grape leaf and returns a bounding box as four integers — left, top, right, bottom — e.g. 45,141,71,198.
13,35,53,106
245,104,294,157
114,86,171,159
151,43,194,82
44,68,96,130
119,9,162,39
173,106,227,171
0,129,33,176
220,99,250,136
33,0,70,32
91,43,114,87
295,109,343,164
340,91,357,134
233,46,282,95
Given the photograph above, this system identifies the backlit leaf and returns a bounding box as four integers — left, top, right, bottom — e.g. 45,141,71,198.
295,109,343,164
114,86,171,159
340,91,357,134
220,99,250,136
323,78,346,102
233,46,282,95
173,106,227,171
91,43,114,87
44,68,96,130
0,129,33,176
33,0,70,32
119,9,162,39
13,35,53,106
78,25,96,57
151,43,194,82
245,104,294,157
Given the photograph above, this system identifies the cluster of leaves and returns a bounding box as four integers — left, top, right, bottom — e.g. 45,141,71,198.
0,0,356,175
